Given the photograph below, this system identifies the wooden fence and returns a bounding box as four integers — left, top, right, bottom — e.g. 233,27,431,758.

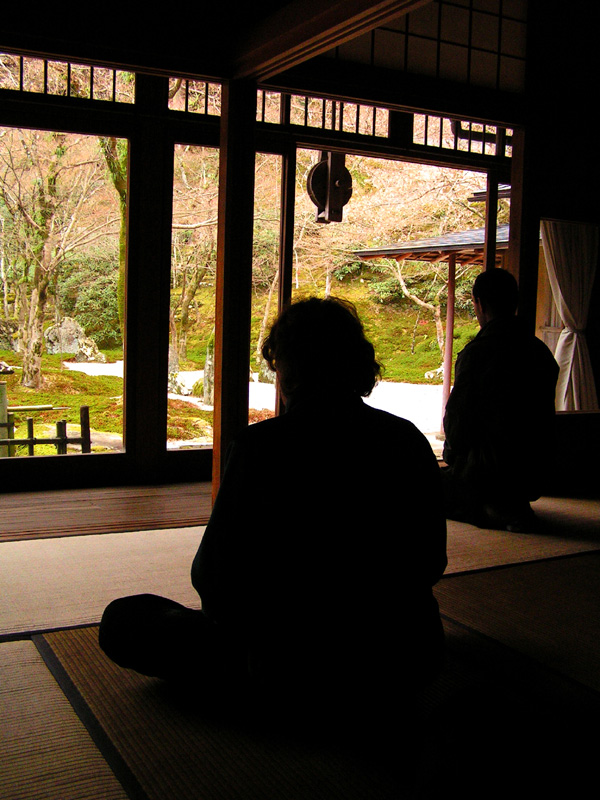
0,383,91,456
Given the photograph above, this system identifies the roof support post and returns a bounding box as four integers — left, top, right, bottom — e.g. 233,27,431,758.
212,79,257,500
441,252,456,432
483,172,499,271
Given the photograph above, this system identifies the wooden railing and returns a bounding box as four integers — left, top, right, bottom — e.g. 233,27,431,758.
0,383,91,457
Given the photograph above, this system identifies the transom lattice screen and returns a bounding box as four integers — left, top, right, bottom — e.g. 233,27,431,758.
1,43,513,162
0,52,135,103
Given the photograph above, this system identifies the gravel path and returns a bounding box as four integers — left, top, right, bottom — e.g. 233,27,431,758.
63,361,445,441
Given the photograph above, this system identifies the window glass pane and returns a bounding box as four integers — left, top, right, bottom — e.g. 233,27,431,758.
292,149,492,457
0,128,126,458
167,145,218,451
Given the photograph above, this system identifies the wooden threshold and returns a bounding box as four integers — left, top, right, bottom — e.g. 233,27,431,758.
0,483,212,543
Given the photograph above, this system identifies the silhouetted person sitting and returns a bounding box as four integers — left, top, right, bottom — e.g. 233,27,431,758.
100,297,447,718
442,268,559,531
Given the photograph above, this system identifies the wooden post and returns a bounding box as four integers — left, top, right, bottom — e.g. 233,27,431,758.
441,253,456,433
7,412,15,457
0,382,7,458
56,420,67,454
124,74,173,478
507,127,539,330
275,145,296,417
27,418,34,456
80,405,91,453
212,79,257,501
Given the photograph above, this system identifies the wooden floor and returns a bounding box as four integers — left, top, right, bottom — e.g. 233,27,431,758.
0,482,213,542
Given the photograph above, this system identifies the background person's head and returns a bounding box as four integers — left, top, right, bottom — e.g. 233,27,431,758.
262,296,382,401
472,268,519,326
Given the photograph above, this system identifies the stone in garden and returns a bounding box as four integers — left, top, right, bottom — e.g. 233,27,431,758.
44,317,106,362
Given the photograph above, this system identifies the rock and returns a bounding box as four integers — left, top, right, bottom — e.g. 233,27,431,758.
44,316,106,362
258,359,276,384
168,372,191,395
425,366,443,380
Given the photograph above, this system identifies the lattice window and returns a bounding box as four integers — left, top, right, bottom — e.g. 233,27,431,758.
414,114,512,157
257,90,389,138
168,78,221,115
256,88,511,159
0,52,135,103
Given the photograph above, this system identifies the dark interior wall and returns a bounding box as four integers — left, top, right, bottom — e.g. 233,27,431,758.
528,1,600,223
528,0,600,402
587,271,600,404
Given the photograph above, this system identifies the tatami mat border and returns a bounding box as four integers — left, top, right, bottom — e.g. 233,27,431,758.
33,630,149,800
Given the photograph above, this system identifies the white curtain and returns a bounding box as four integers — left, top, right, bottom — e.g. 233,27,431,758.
541,220,599,411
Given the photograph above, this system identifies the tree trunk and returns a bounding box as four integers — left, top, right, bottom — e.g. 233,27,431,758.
0,219,10,320
177,265,207,359
168,307,179,373
394,262,445,361
203,330,215,406
99,137,128,338
255,267,279,365
21,275,49,388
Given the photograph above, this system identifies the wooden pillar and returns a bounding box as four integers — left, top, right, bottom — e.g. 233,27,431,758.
212,79,257,500
275,144,296,417
278,146,295,312
441,254,456,432
507,127,540,331
125,74,173,479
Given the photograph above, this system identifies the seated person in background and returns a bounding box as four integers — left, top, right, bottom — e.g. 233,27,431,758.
442,268,559,531
100,297,447,717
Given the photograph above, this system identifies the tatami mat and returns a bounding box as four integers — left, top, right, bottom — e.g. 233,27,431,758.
0,640,128,800
0,527,204,637
36,627,404,800
34,616,599,800
445,495,600,573
436,552,600,693
2,496,599,639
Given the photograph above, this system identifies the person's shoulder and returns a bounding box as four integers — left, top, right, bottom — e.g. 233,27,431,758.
454,329,484,369
530,334,560,375
361,402,429,441
235,412,287,446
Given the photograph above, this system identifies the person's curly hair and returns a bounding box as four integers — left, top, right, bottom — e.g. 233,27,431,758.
262,296,382,399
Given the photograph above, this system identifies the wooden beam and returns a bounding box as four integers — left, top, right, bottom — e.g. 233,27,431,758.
233,0,430,80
